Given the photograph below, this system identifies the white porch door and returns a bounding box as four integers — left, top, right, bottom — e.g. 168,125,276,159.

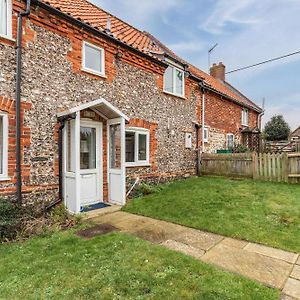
108,118,126,205
80,121,102,206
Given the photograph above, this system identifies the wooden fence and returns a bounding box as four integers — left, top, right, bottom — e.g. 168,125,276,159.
201,152,300,183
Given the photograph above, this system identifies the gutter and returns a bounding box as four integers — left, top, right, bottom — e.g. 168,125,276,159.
16,0,31,205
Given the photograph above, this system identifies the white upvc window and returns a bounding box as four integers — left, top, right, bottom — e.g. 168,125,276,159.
227,133,235,149
0,0,12,39
203,126,209,143
242,108,249,126
0,113,8,180
163,62,185,97
82,41,105,76
125,128,150,167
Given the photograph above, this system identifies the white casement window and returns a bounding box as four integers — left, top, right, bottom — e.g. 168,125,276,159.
0,113,8,179
242,108,249,126
227,133,235,149
163,63,185,97
125,128,150,166
0,0,12,38
203,126,209,143
82,41,105,76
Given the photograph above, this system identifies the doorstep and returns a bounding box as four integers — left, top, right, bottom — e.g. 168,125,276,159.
83,204,122,220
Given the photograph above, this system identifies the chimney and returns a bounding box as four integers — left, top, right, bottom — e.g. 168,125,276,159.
210,62,225,81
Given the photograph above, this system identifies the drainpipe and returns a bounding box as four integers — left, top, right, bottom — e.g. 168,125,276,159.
195,123,201,176
16,0,31,205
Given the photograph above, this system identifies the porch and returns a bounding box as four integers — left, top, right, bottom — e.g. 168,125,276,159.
57,98,129,214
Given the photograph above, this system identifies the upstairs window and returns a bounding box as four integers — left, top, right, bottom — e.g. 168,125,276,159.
227,133,235,149
82,41,105,76
0,0,12,38
163,64,185,97
242,108,249,126
125,128,150,166
0,113,8,179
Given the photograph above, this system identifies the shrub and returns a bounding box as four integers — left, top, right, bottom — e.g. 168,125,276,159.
0,199,21,241
133,182,164,198
232,143,249,153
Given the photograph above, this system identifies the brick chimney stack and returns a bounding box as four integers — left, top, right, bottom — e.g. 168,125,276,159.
210,62,225,81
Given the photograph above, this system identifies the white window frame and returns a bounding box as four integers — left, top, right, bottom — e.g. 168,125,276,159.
82,41,105,77
226,133,235,149
125,127,150,167
0,113,8,180
203,126,209,143
0,0,12,39
242,108,249,126
163,60,185,98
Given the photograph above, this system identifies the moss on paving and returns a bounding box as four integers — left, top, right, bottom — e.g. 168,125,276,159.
0,230,278,299
124,176,300,253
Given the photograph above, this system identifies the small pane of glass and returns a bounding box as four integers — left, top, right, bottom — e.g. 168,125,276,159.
175,69,183,95
0,116,3,174
0,0,8,36
84,43,102,73
164,66,174,93
138,134,147,161
126,132,135,162
80,127,96,170
227,135,234,149
110,124,121,169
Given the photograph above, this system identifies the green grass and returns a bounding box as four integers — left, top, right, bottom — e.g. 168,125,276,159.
0,230,278,299
124,176,300,253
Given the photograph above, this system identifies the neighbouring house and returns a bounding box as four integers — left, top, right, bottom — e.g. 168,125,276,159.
290,126,300,142
0,0,263,213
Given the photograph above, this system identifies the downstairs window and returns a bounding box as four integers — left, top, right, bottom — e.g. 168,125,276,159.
0,0,12,38
0,113,8,179
125,128,150,166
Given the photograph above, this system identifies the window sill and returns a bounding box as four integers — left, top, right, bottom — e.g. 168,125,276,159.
0,34,15,44
0,176,11,182
126,163,151,168
81,67,107,79
163,90,186,100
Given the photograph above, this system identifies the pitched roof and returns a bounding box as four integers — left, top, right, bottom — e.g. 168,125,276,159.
41,0,262,112
291,126,300,137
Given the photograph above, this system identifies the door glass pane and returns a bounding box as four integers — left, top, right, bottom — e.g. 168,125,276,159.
138,134,147,161
126,132,135,162
175,69,183,95
109,124,121,169
0,116,3,174
84,44,102,73
164,66,173,93
0,0,7,36
80,127,96,170
66,120,75,173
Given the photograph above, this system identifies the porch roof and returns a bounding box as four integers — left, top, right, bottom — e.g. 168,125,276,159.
57,98,130,121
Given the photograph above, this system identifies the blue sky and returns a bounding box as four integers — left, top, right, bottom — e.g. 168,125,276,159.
91,0,300,130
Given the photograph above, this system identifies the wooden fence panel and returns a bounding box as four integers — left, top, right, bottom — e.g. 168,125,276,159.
202,152,300,183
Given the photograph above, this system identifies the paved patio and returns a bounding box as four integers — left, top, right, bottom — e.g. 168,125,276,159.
88,210,300,299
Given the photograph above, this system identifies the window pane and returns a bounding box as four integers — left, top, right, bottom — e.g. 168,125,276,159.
164,66,174,93
80,127,96,169
126,132,135,162
84,44,102,73
109,124,121,169
66,120,75,173
138,134,147,161
0,0,8,36
0,116,3,174
227,135,234,148
175,69,184,95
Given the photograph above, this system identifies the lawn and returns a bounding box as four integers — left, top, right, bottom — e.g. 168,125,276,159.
124,176,300,253
0,230,278,299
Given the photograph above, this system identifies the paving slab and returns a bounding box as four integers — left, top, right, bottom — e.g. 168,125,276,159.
173,228,224,251
244,243,298,264
283,278,300,299
281,294,299,300
297,256,300,265
132,220,186,244
201,243,293,289
161,240,205,259
115,216,158,233
91,211,134,226
220,238,248,249
291,266,300,281
83,205,121,220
